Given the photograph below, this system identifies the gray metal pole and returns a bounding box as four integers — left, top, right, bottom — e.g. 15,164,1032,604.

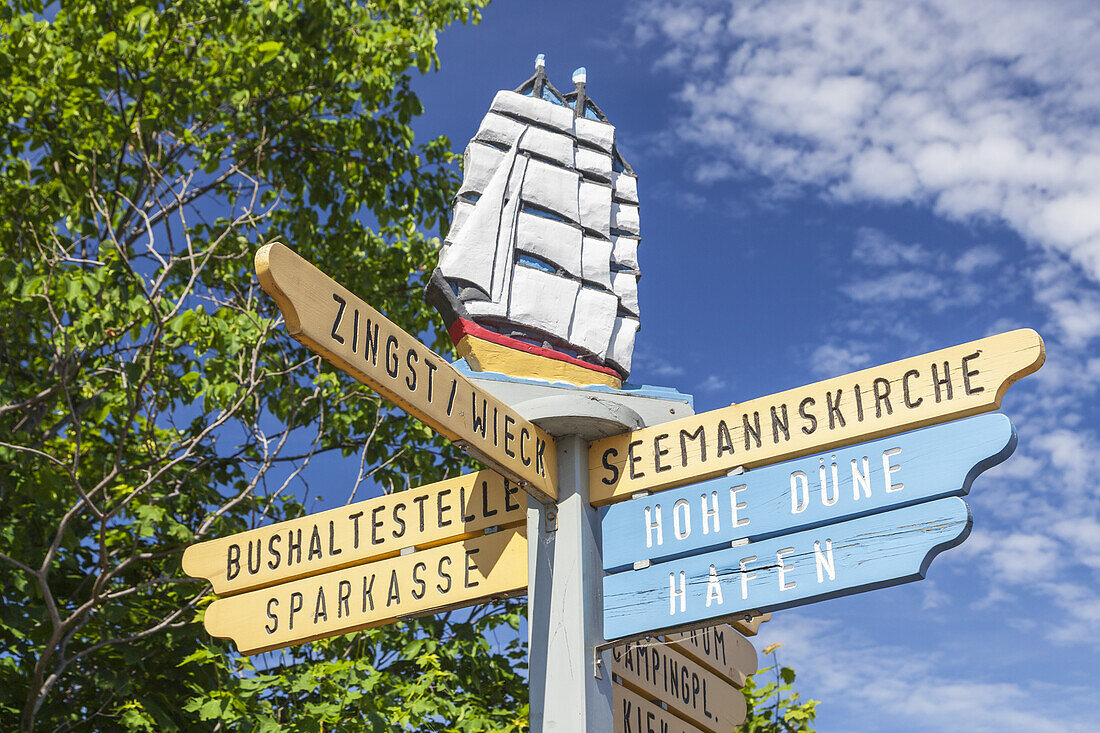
528,434,613,731
462,373,694,732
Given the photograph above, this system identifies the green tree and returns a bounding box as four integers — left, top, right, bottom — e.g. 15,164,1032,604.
740,644,819,732
0,1,530,730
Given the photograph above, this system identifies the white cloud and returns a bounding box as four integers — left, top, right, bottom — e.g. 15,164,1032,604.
753,614,1100,732
633,0,1100,343
808,342,872,377
697,374,729,392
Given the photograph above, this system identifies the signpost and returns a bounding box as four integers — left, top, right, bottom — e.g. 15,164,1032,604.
589,329,1044,505
601,413,1015,571
604,497,971,640
177,66,1053,733
256,243,558,503
203,525,527,655
611,636,748,733
183,470,525,595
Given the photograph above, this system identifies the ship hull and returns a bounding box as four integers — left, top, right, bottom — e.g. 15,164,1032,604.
450,318,623,389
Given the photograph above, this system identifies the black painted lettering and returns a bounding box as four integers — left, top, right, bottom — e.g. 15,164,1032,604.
352,309,359,352
602,448,620,486
446,379,457,416
679,426,706,468
471,394,487,438
226,544,241,581
362,573,376,612
628,440,646,479
962,351,984,395
536,436,547,477
405,348,419,391
437,556,452,594
267,533,282,570
308,525,323,561
287,528,302,566
412,562,427,600
520,427,531,466
503,414,516,457
392,503,406,539
363,318,380,366
425,360,437,402
247,540,261,575
437,488,453,528
413,494,429,532
854,384,865,421
654,433,672,473
799,397,818,435
481,480,498,517
464,547,481,588
371,505,385,546
826,390,846,429
932,361,953,402
743,411,762,450
314,587,328,624
328,520,343,556
330,294,346,344
265,598,278,634
338,580,351,618
385,335,399,378
902,369,922,409
771,404,790,443
716,421,735,458
873,377,893,417
386,569,400,607
348,511,363,550
505,481,521,511
459,485,476,524
289,591,304,630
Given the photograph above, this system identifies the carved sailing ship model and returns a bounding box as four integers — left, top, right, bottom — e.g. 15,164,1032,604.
427,56,641,389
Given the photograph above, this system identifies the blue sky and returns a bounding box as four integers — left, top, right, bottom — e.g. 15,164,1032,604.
387,2,1100,730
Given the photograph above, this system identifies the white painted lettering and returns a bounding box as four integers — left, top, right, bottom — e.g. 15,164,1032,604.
730,484,750,528
814,539,836,583
673,499,691,541
790,471,809,514
883,447,904,492
705,564,723,607
669,570,686,615
852,456,872,500
701,491,720,535
739,556,757,600
645,504,663,548
777,547,796,591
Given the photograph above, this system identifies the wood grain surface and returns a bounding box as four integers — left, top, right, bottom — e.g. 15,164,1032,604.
204,526,527,655
183,470,525,596
256,243,558,502
589,329,1043,505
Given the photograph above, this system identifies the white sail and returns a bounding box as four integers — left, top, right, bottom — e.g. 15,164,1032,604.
432,59,643,380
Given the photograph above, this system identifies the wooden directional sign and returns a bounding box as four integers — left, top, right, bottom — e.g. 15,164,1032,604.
611,640,747,733
589,329,1044,505
204,526,527,655
602,413,1015,571
666,624,758,689
183,470,525,596
256,243,558,503
731,613,769,637
612,685,707,733
604,497,971,640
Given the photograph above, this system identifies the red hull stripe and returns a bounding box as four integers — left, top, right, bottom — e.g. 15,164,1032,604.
449,318,622,380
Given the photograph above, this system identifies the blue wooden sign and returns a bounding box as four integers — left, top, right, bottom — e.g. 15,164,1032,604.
603,497,972,640
601,413,1014,572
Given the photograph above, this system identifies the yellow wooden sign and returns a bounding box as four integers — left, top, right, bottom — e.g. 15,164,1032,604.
589,329,1044,504
732,612,771,637
612,640,746,733
203,526,527,655
666,624,758,689
256,243,558,503
612,684,707,733
182,470,525,597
